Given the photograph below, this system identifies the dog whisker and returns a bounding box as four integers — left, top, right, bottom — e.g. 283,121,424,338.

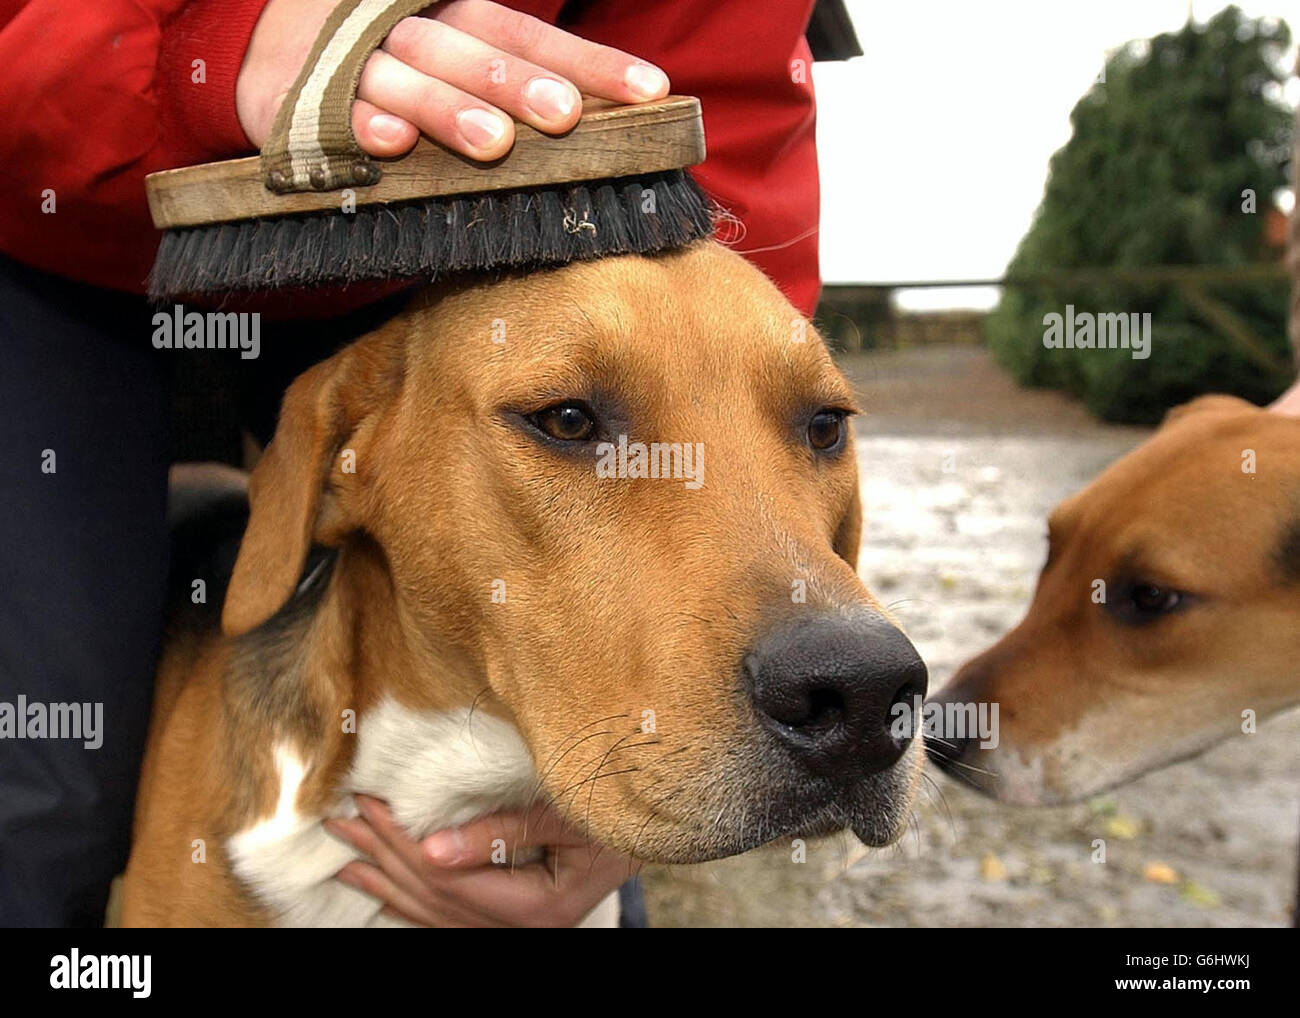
630,785,685,872
604,739,662,756
920,771,956,843
460,687,492,733
552,766,640,803
583,732,644,841
884,597,932,612
579,744,670,878
521,714,627,814
931,753,1001,780
517,718,628,865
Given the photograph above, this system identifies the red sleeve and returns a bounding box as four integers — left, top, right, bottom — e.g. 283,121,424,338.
552,1,822,315
0,0,819,312
0,0,269,293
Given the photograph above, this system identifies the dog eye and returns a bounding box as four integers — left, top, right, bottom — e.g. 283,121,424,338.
530,402,595,442
808,410,847,452
1114,582,1184,623
1131,584,1180,614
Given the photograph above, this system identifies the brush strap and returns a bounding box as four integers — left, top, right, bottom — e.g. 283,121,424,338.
260,0,433,194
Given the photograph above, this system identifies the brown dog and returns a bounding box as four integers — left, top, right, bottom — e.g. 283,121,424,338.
121,240,927,926
930,394,1300,806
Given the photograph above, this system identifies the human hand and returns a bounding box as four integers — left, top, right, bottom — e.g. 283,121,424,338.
325,795,636,927
1269,377,1300,415
235,0,671,162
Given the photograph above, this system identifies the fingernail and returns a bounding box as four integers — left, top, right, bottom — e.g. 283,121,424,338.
424,827,467,865
457,107,507,150
624,62,668,99
368,113,407,143
524,76,578,121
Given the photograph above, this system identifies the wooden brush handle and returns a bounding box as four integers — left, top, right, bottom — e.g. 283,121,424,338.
146,96,705,230
261,0,435,194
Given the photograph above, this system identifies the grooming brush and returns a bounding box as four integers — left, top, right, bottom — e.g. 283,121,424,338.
145,0,711,301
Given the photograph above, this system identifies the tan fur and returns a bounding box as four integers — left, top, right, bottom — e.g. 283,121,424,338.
122,241,918,925
933,395,1300,804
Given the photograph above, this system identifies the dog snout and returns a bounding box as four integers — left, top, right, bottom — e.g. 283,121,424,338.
744,615,928,777
924,663,1004,797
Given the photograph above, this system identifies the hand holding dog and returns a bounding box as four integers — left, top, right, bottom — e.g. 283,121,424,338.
236,0,670,162
326,796,635,927
1270,378,1300,416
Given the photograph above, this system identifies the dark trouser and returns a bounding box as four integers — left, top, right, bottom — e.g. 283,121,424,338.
0,255,170,926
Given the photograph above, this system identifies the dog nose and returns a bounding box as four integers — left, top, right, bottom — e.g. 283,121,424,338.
745,615,928,776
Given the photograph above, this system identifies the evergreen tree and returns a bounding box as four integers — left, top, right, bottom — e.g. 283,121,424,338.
986,6,1294,423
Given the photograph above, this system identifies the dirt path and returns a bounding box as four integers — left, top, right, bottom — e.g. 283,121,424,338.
640,346,1300,927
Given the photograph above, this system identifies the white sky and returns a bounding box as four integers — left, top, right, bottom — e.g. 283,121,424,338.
813,0,1300,309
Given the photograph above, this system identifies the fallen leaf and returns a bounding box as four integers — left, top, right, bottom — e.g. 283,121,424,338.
980,853,1008,882
1180,881,1222,908
1103,815,1141,840
1143,861,1179,884
1088,798,1119,817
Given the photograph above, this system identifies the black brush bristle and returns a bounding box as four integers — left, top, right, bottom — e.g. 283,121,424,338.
533,188,569,265
504,191,539,264
246,220,276,286
148,169,716,301
391,205,424,276
418,202,447,271
371,208,401,279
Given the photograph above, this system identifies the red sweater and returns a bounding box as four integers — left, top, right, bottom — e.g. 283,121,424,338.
0,1,820,315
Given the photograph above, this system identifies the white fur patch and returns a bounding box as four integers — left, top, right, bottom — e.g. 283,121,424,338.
227,701,549,927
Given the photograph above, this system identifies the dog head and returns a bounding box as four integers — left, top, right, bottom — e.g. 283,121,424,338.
222,241,926,862
931,394,1300,805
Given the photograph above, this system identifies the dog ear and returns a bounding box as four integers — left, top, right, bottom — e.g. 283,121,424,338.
222,335,404,637
1163,393,1257,426
833,481,863,569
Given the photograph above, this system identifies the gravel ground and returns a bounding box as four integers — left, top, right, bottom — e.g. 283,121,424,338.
640,346,1300,928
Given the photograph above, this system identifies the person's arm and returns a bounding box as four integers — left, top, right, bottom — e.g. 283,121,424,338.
0,0,668,293
1270,378,1300,415
0,0,273,290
